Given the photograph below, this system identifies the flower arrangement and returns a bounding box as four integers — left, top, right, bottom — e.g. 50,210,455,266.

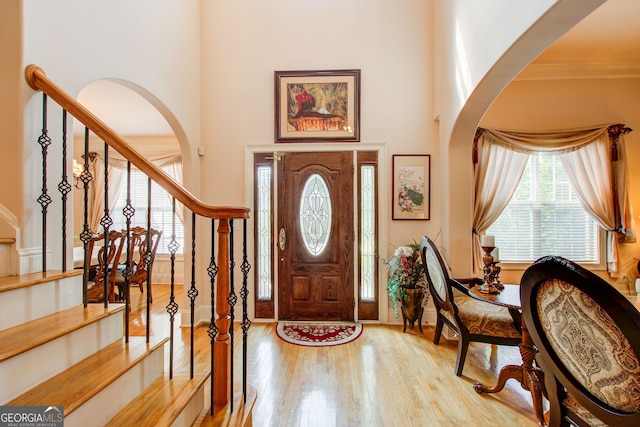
387,241,428,318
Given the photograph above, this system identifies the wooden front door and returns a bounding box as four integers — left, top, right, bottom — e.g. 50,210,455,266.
277,151,354,321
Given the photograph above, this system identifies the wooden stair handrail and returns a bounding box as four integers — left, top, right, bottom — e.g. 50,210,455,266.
25,64,249,221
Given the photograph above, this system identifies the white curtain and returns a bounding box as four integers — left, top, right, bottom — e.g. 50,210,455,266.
87,155,125,233
474,125,632,276
472,135,529,274
87,149,183,233
559,135,618,273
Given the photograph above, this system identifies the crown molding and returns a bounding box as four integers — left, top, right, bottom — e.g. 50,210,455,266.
515,61,640,81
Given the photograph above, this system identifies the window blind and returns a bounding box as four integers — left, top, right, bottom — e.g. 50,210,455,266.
487,151,599,263
112,170,184,255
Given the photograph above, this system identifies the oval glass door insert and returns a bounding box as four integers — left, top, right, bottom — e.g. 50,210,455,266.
299,173,332,255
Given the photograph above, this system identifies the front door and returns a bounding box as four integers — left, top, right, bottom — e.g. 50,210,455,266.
277,151,354,321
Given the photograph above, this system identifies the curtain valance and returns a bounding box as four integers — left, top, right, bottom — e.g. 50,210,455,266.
480,124,613,154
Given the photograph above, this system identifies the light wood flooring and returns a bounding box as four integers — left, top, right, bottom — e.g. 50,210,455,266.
129,285,538,427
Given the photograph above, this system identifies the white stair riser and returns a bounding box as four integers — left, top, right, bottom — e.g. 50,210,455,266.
64,345,165,427
0,311,123,403
171,385,206,427
0,275,82,331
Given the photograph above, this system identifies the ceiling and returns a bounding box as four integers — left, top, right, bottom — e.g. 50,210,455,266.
76,0,640,136
520,0,640,79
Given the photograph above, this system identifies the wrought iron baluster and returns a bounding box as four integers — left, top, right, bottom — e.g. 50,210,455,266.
79,128,94,307
37,93,52,273
188,212,199,378
145,176,152,341
207,219,218,415
123,161,135,342
166,196,180,379
99,142,113,308
58,110,71,272
240,218,252,402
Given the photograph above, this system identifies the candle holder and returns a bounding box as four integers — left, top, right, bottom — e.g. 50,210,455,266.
480,246,501,294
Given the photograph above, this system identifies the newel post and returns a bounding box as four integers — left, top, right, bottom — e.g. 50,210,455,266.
213,219,231,409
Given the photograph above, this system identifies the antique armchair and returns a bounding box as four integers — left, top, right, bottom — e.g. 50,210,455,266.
520,256,640,427
419,236,522,376
115,226,162,303
86,230,126,303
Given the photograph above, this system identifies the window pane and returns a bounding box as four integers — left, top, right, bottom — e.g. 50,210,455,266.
299,173,332,256
112,170,184,255
360,165,375,300
487,152,599,263
256,165,272,300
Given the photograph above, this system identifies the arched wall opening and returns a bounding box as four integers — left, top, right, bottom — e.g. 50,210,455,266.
443,0,606,277
72,79,188,286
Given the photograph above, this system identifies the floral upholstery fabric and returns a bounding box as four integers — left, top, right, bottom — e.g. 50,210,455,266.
563,394,607,427
446,295,522,338
537,279,640,414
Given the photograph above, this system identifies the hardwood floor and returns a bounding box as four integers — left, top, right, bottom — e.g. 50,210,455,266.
130,285,538,426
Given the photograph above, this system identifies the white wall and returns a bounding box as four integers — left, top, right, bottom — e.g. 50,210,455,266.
200,0,440,322
18,0,441,323
432,0,605,276
481,77,640,288
21,0,201,272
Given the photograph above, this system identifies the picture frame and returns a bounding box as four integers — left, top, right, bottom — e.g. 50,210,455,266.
392,154,431,220
275,69,360,143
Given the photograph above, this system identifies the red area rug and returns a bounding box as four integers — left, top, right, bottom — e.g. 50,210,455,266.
275,322,363,347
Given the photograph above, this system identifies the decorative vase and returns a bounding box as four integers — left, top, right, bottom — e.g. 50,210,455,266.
400,285,425,333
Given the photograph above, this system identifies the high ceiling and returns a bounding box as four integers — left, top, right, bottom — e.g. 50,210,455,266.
520,0,640,79
76,0,640,136
536,0,640,63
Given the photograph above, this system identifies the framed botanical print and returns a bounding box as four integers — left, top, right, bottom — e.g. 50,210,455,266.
275,69,360,143
392,154,430,220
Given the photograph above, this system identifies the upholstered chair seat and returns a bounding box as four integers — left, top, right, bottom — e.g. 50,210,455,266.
420,236,522,376
451,296,522,339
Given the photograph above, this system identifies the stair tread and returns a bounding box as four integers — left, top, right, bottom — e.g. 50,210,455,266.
0,303,125,362
7,336,168,413
0,270,82,293
199,385,258,427
106,372,210,427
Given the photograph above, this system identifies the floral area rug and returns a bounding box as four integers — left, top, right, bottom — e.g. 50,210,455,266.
275,322,363,347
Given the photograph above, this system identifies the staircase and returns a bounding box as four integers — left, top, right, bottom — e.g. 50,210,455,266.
0,271,209,426
7,64,256,426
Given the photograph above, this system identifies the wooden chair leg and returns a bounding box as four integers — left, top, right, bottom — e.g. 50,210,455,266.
455,336,470,376
433,315,445,344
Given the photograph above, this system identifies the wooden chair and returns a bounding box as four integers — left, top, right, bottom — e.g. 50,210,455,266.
419,236,522,376
115,226,162,303
520,256,640,427
86,230,125,303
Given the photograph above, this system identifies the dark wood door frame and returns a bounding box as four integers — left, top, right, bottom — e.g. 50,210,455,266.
277,151,354,321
